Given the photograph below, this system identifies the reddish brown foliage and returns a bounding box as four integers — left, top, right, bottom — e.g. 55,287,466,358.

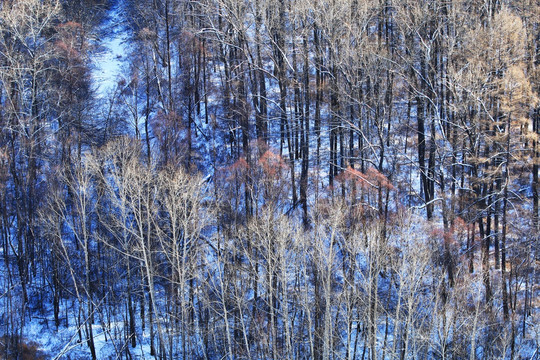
227,157,249,179
365,167,395,191
0,336,48,360
336,166,395,191
258,150,287,179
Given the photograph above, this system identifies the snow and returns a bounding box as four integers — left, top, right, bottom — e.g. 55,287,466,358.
91,1,130,99
2,1,539,358
20,299,155,359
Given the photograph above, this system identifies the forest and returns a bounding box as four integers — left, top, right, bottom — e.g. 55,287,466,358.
0,0,539,358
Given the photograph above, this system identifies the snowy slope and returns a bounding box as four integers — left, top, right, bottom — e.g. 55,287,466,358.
91,1,129,98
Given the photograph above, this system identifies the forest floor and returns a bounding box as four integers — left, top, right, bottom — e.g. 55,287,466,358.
91,0,130,99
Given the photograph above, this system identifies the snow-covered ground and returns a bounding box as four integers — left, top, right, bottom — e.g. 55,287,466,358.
91,0,130,99
19,296,155,359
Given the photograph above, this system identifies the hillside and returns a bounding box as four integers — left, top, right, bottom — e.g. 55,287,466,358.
0,0,539,359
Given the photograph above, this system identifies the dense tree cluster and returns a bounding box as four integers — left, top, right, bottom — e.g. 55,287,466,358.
0,0,539,358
